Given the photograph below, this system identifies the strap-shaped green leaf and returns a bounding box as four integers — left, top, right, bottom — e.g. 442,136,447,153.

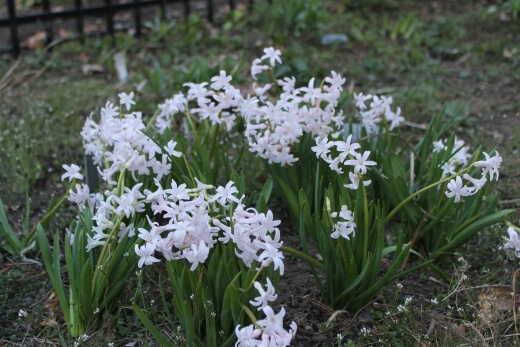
133,303,175,347
0,197,21,255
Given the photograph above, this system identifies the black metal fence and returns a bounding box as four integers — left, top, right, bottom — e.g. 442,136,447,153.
1,0,254,57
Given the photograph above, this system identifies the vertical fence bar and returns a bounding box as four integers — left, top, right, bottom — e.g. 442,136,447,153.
74,0,84,41
105,0,114,37
206,0,213,22
41,0,53,44
159,0,166,21
6,0,19,57
229,0,235,10
133,0,141,37
184,0,190,17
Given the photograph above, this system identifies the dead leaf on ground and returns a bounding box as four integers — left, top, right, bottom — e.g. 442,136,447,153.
478,286,516,323
40,316,58,327
22,31,47,50
44,291,59,311
58,28,72,39
82,64,104,75
504,48,518,58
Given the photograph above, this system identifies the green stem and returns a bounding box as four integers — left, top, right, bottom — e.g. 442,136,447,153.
184,109,202,147
241,304,260,328
144,109,161,133
92,171,126,284
361,174,369,266
91,215,123,285
183,156,196,186
280,245,325,271
238,266,264,292
384,165,473,225
209,123,220,161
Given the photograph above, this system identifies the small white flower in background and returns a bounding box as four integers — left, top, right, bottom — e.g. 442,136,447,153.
250,278,278,310
61,164,84,182
462,174,487,194
445,176,472,203
505,226,520,258
474,151,502,181
330,205,356,240
210,70,232,90
258,243,285,275
344,171,371,190
430,298,439,305
118,91,136,111
261,47,282,67
404,296,413,306
68,183,90,208
18,309,28,317
396,283,403,291
135,243,160,268
211,181,241,206
311,137,334,161
184,241,210,271
235,324,262,346
344,151,377,175
397,304,407,313
165,140,182,158
353,92,372,110
359,326,371,337
251,58,269,80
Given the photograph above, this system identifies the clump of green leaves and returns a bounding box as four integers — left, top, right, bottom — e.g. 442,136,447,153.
251,0,326,44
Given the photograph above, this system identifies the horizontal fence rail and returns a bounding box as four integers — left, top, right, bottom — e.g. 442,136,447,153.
1,0,254,57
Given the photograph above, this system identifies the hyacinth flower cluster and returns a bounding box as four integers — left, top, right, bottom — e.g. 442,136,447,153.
353,92,405,134
431,137,502,203
59,92,297,345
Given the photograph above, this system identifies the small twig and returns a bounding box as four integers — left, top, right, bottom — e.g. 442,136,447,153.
455,53,472,65
500,198,520,206
460,321,489,345
403,120,428,130
428,276,450,288
0,59,21,93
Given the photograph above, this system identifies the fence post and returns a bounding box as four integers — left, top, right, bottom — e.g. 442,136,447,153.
159,0,166,21
74,0,84,42
206,0,213,22
41,0,53,44
105,0,114,37
184,0,190,17
6,0,19,57
133,0,141,37
229,0,235,10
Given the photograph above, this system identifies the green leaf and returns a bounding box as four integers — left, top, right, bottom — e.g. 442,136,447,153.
133,303,175,347
334,257,370,305
37,226,71,331
0,197,22,255
431,209,515,258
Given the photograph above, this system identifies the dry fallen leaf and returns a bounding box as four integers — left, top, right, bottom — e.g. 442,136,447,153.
44,291,59,311
40,316,58,327
503,48,518,58
82,64,104,75
478,286,515,323
22,31,47,50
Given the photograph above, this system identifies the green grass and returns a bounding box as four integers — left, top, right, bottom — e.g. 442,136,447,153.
1,0,520,345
